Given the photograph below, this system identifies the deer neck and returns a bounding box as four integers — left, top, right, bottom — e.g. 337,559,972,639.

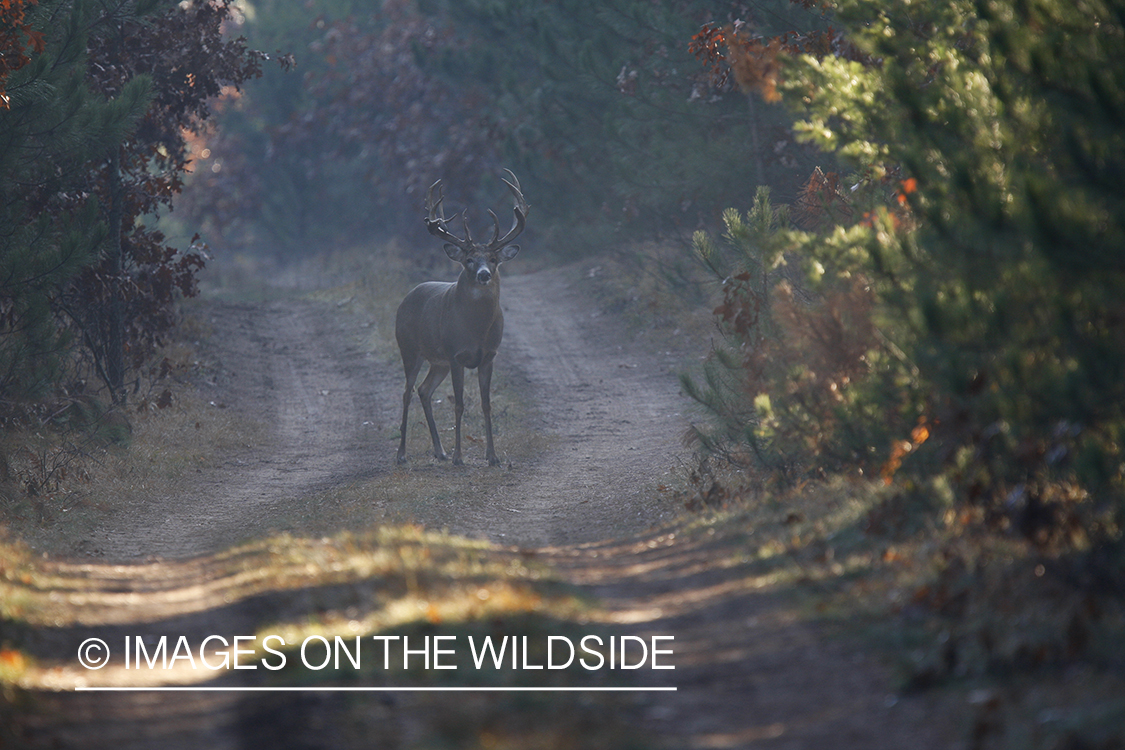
454,270,501,307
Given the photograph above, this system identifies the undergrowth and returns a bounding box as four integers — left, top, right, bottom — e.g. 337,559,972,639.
676,167,1125,748
674,457,1125,750
0,298,265,553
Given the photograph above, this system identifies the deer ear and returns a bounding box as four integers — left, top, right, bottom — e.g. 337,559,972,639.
444,244,465,262
498,244,520,262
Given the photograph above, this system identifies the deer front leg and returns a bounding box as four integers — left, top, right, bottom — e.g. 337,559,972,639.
417,363,450,460
397,355,424,464
478,357,500,466
397,386,412,464
450,363,466,466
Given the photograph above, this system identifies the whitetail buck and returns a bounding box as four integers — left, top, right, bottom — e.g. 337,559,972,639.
395,170,528,466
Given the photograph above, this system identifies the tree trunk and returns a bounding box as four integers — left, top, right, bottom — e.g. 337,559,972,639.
106,147,126,406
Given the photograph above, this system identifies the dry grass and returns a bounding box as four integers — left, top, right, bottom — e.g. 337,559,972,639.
0,358,267,557
574,240,717,358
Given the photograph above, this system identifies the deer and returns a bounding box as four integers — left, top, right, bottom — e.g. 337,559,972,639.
395,170,528,467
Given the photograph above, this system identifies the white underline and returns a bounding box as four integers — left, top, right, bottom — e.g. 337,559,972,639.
75,686,676,692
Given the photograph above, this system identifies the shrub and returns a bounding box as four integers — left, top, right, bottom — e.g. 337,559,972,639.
683,186,924,483
689,0,1125,570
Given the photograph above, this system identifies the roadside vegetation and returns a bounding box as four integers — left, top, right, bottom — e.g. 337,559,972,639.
676,1,1125,746
2,0,1124,748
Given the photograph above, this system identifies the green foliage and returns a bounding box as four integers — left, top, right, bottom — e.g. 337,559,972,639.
689,1,1125,569
0,0,148,402
685,187,922,480
0,203,105,402
2,0,261,412
688,0,1125,561
785,0,1125,550
680,6,1125,727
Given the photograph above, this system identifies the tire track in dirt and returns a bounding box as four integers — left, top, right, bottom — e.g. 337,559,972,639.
99,299,393,559
435,268,688,546
97,266,688,558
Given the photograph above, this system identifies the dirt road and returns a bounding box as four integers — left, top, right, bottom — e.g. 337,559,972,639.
93,265,686,559
7,263,961,750
98,296,393,558
434,271,689,545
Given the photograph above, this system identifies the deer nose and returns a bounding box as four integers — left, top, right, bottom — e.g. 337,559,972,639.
475,267,492,284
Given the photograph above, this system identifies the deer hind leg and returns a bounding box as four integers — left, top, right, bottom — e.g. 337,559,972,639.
397,353,425,464
417,363,451,460
478,356,500,466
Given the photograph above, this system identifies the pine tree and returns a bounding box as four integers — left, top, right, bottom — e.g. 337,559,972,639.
3,0,261,409
0,0,150,403
691,0,1125,551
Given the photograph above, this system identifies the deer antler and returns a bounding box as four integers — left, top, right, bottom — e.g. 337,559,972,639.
488,169,529,250
487,209,502,246
462,211,473,244
424,179,469,249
